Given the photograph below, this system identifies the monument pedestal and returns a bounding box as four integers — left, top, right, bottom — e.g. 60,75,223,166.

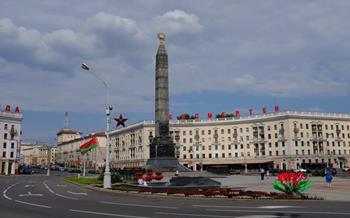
146,157,190,172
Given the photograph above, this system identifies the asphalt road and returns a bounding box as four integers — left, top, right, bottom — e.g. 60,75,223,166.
1,172,350,218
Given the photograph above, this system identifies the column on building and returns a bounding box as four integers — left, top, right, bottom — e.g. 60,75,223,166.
4,161,9,175
11,162,15,174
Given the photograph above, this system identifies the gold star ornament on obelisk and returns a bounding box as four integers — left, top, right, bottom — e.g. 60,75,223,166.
157,32,165,44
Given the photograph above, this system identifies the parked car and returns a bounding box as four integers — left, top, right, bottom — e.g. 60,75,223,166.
19,165,34,174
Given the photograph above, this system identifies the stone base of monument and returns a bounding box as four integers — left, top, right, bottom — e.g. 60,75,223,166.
146,157,191,172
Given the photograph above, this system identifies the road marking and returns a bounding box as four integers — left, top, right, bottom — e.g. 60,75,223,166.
24,185,34,188
3,182,19,200
193,205,302,209
206,209,350,216
56,193,78,200
100,201,178,209
18,192,43,197
43,181,55,194
235,216,283,218
15,200,52,208
69,209,150,218
155,212,239,217
67,190,87,195
43,181,78,200
258,206,297,209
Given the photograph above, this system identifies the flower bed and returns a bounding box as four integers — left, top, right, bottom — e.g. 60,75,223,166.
110,184,321,200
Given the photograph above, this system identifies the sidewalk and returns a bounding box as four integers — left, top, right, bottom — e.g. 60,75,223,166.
214,175,350,201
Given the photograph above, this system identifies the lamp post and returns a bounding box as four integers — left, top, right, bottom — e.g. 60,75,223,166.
81,63,112,189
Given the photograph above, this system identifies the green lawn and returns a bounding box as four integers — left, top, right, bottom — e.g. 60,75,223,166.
64,177,102,185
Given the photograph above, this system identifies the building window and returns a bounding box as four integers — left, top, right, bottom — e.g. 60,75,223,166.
235,153,238,157
306,124,309,129
4,133,7,139
269,151,272,156
222,145,225,150
3,143,6,149
222,153,225,158
296,150,299,155
215,145,218,150
246,128,249,132
246,136,249,141
11,143,14,149
183,154,187,159
4,124,8,130
275,133,278,138
2,152,6,157
10,152,14,158
274,125,277,130
202,154,206,158
241,144,243,149
247,144,250,149
208,130,211,135
268,134,271,139
276,151,279,156
196,154,199,158
282,150,286,155
209,153,212,158
300,123,303,129
275,142,278,147
189,138,192,143
209,145,212,150
183,138,186,143
189,130,192,135
183,146,186,151
215,153,218,158
183,131,186,136
247,152,250,157
227,129,231,134
221,129,224,134
240,128,243,133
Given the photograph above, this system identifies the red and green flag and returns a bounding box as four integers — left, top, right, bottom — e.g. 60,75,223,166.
80,138,98,155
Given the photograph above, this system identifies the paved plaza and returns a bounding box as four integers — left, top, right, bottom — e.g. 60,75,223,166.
214,175,350,201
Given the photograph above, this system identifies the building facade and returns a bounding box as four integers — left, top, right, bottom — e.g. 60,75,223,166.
109,111,350,171
0,105,23,175
20,143,56,166
55,129,106,170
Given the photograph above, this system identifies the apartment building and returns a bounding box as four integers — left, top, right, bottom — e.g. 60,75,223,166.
0,105,23,174
55,129,106,169
20,143,56,166
109,111,350,171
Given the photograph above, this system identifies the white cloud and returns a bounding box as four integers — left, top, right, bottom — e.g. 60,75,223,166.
152,10,202,35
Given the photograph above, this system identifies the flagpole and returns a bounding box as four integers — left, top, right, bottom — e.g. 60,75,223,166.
83,154,86,177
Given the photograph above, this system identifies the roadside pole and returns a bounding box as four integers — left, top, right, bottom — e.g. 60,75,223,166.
83,154,86,177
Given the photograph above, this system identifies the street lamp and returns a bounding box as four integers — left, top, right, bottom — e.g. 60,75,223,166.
81,63,112,189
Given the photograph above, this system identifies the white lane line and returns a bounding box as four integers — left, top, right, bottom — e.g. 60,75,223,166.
206,209,350,216
67,190,87,195
43,181,55,194
15,200,52,209
18,192,43,197
235,216,283,218
193,205,302,209
155,212,237,217
43,181,78,200
3,182,19,200
69,209,150,218
259,206,298,209
24,185,34,188
100,201,178,209
56,193,78,200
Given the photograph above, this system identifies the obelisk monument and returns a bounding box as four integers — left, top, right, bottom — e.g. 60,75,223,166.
146,33,188,171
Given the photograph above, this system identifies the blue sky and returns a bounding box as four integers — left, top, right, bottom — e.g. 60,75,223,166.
1,0,350,144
